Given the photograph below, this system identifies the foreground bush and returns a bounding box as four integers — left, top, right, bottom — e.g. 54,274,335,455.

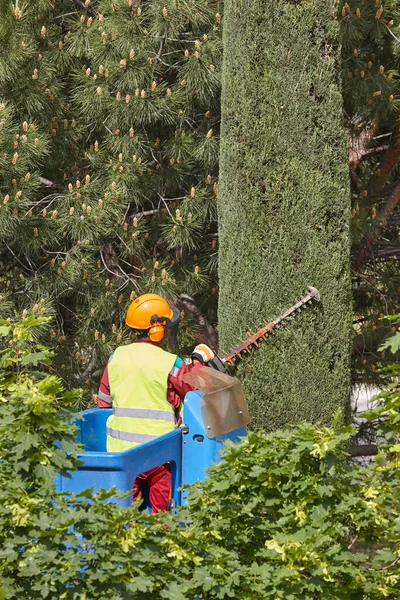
1,318,400,598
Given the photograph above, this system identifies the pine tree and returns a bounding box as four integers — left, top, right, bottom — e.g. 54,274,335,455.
340,0,400,382
0,0,222,397
218,0,352,430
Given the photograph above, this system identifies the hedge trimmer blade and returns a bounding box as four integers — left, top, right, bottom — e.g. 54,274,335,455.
222,286,321,365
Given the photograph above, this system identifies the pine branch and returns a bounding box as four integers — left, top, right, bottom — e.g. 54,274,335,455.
73,0,96,17
358,144,390,163
367,127,400,198
76,354,96,383
156,29,167,61
353,180,400,272
348,122,379,172
177,293,218,349
130,209,159,219
38,176,55,187
375,247,400,258
0,0,221,391
99,241,125,279
374,240,400,259
100,241,140,286
350,145,389,190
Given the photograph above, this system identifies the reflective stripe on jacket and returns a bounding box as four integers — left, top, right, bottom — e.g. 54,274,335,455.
106,343,177,452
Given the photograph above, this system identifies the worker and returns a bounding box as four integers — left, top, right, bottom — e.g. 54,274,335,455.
97,293,215,514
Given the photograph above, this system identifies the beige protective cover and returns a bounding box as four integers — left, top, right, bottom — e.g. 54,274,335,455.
180,367,250,438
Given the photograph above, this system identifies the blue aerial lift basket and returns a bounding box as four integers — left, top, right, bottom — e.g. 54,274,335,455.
56,367,250,507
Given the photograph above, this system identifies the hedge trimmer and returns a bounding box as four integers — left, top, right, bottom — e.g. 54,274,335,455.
221,286,321,366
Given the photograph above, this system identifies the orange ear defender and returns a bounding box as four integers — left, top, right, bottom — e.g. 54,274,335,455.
148,315,167,342
125,293,180,346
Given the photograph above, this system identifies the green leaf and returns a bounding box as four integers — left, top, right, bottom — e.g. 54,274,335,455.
20,351,52,367
17,431,39,451
22,315,51,328
331,408,343,427
379,331,400,355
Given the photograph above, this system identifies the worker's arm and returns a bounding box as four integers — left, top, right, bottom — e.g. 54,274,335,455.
167,359,203,410
97,363,113,407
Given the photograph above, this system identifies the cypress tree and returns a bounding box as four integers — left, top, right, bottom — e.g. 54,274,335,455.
218,1,353,429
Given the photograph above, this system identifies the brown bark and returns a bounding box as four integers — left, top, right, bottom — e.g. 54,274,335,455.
367,127,400,198
348,122,380,173
100,241,121,278
352,180,400,272
73,0,96,16
351,125,400,271
347,122,387,191
176,293,218,350
350,444,378,457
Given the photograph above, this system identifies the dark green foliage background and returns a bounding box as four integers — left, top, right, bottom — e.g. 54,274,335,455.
0,0,222,396
218,0,352,429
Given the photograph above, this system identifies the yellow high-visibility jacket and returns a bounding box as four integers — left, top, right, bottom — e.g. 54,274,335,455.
106,343,177,453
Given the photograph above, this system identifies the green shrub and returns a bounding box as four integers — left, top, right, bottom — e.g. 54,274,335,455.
1,319,400,599
187,420,400,598
0,318,193,599
185,323,400,598
218,0,352,430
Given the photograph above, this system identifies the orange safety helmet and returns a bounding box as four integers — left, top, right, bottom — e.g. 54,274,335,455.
125,293,180,343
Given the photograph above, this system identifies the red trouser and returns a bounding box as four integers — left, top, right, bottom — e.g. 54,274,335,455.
133,463,171,514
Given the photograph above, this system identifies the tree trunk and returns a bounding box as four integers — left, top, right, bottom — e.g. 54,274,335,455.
218,0,352,430
352,181,400,272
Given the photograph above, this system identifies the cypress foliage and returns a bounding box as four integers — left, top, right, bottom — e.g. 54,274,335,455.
218,1,352,430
